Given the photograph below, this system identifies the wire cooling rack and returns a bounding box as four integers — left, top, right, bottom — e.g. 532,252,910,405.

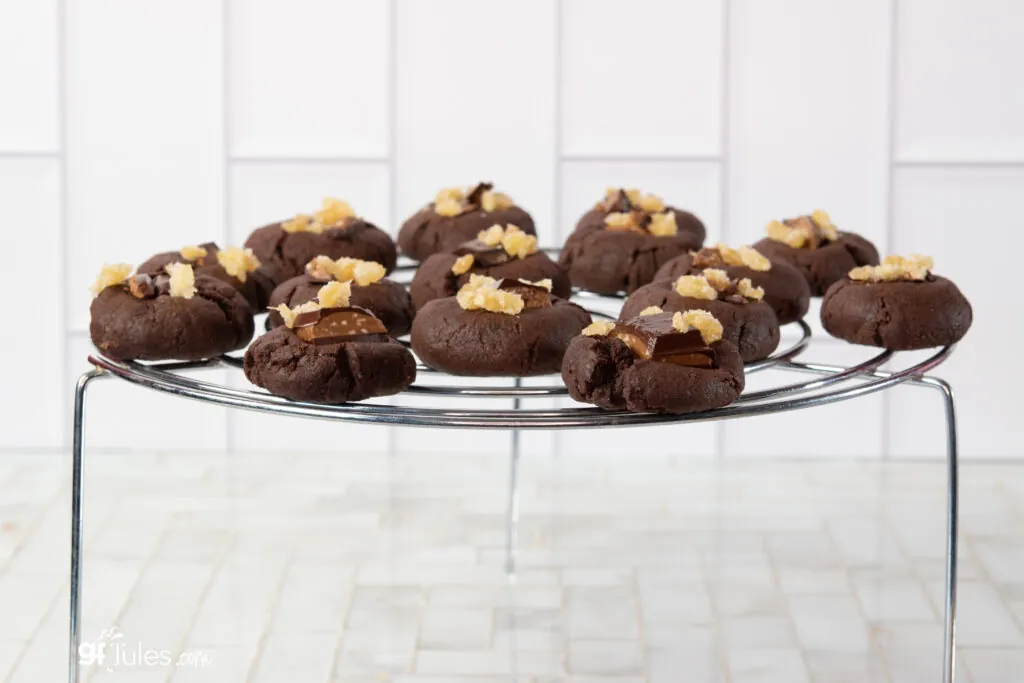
67,250,963,683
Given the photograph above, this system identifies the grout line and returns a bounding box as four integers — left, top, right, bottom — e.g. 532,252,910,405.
58,0,70,451
894,159,1024,169
552,0,563,460
560,152,722,164
387,0,399,459
222,0,235,456
714,0,732,461
880,0,899,462
0,149,60,159
229,154,391,165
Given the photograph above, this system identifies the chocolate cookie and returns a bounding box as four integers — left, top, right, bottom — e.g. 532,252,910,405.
821,255,972,350
410,276,591,376
752,210,879,296
244,325,416,404
89,263,254,361
410,225,570,310
562,310,744,414
245,198,397,282
398,182,536,262
137,243,276,311
654,244,811,324
267,256,415,337
559,188,706,295
620,271,780,362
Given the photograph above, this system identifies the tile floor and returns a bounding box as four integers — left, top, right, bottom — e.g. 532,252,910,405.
0,451,1022,682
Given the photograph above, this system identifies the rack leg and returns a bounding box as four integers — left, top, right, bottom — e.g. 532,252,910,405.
68,369,104,683
919,376,959,683
505,378,523,577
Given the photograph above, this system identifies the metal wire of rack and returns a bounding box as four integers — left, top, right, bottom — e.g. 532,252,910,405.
67,253,962,683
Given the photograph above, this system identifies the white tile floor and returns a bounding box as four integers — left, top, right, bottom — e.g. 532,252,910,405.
0,451,1022,682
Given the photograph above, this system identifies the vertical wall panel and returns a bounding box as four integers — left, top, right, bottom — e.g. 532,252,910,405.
394,0,556,238
727,0,891,245
888,168,1024,458
392,0,556,454
229,0,390,159
228,162,392,453
66,0,225,332
560,0,722,157
0,0,59,151
0,160,62,448
896,0,1024,161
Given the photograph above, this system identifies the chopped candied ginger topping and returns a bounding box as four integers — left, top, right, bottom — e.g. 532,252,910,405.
672,310,724,345
765,209,838,248
637,194,665,213
737,245,771,271
647,211,678,237
216,246,261,282
165,262,197,299
849,254,934,282
455,274,524,315
90,263,133,296
306,255,337,280
272,300,322,329
304,256,386,286
317,280,352,308
811,209,838,240
434,185,514,216
675,274,719,300
332,257,386,286
179,245,208,261
639,306,663,316
501,225,537,259
736,278,765,301
313,197,356,229
281,214,313,234
766,219,807,248
604,212,641,231
702,268,731,291
582,320,616,337
476,224,537,259
520,278,552,291
480,190,513,212
435,187,465,203
352,260,386,286
711,243,771,271
477,224,505,246
435,197,464,217
451,253,475,275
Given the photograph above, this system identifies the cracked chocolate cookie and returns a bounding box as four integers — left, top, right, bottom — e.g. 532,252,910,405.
821,255,972,350
411,275,591,376
398,183,536,262
410,224,570,310
245,281,416,403
562,309,744,414
245,197,397,282
620,269,780,362
654,244,811,324
559,188,706,295
89,263,254,361
267,255,415,337
752,210,879,296
137,243,277,311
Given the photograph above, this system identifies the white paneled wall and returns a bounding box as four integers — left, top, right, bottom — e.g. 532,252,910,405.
1,0,1021,458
